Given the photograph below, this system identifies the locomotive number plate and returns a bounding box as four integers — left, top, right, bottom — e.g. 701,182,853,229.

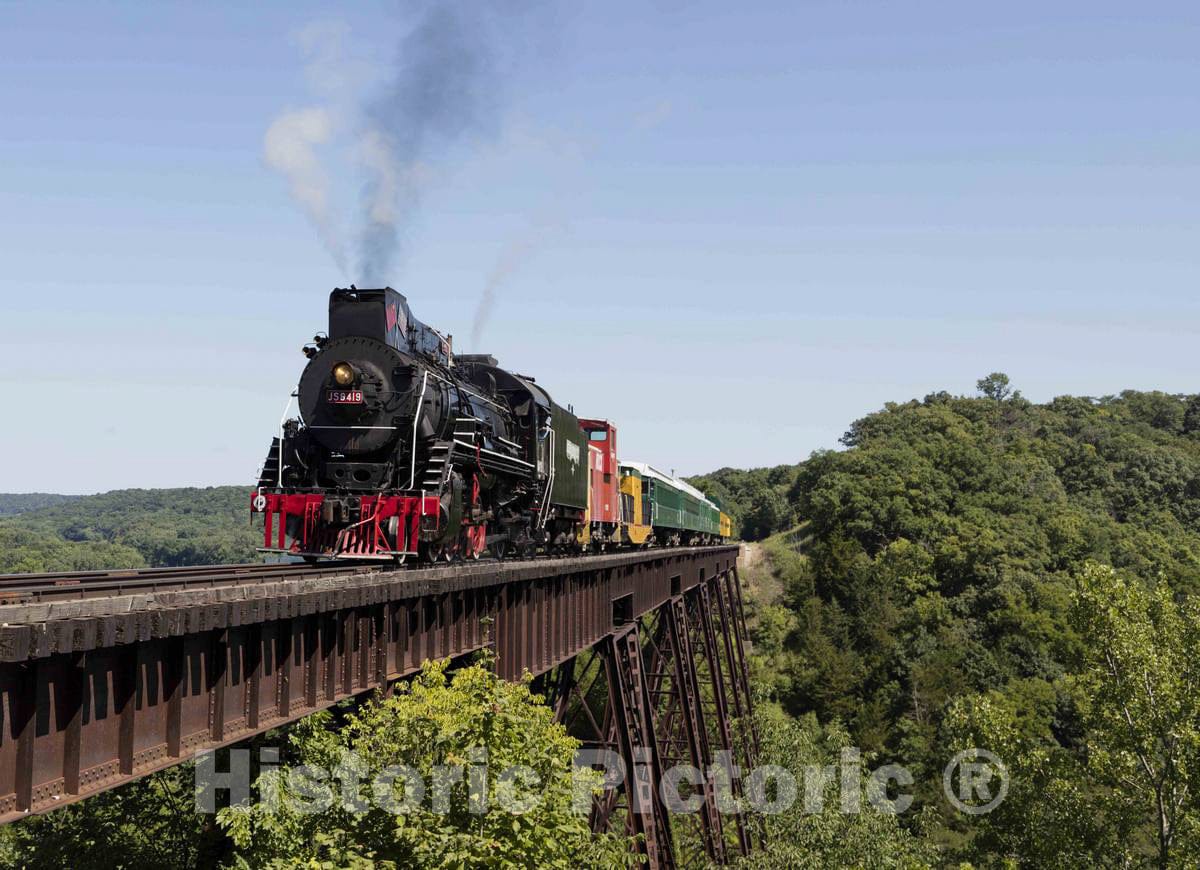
327,390,364,404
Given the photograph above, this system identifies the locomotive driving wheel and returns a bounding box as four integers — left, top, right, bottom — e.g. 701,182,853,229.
461,524,486,560
422,540,453,563
488,532,511,562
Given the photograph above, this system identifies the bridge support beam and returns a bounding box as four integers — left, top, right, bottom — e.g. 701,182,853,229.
558,565,758,868
601,624,677,869
661,593,727,862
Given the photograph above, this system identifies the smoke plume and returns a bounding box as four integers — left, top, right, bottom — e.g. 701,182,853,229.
471,220,562,347
265,7,544,285
263,107,347,273
357,4,502,286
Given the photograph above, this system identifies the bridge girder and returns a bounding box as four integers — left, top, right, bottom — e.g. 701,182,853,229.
0,547,754,868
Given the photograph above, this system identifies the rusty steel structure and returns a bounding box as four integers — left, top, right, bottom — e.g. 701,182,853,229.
0,545,755,868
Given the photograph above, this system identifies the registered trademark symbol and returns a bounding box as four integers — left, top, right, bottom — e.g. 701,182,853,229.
943,748,1009,815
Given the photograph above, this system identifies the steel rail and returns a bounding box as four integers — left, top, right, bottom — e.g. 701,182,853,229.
0,561,370,603
0,561,333,585
0,546,732,603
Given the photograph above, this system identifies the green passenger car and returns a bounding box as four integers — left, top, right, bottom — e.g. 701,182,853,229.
621,461,722,541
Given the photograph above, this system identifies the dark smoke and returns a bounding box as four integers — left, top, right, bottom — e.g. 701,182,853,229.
358,4,502,286
471,219,562,347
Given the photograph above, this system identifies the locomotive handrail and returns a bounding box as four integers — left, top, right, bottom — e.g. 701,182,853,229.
408,369,429,489
425,366,509,414
538,427,556,529
277,387,298,489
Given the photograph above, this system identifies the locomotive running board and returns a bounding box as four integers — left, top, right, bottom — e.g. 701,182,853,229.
256,547,417,560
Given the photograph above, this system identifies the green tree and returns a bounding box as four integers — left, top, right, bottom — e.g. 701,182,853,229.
764,387,1200,860
1119,390,1187,434
0,766,214,870
732,705,936,869
0,527,147,573
688,465,799,538
219,658,636,869
741,485,792,541
1184,396,1200,435
975,372,1013,402
1071,564,1200,869
943,688,1140,867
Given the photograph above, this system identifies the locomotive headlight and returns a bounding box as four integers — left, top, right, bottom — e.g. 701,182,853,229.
332,362,355,386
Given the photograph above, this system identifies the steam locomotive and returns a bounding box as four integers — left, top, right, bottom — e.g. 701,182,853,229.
251,287,729,562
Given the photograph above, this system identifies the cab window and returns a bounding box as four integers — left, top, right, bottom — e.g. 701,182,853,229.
589,430,608,441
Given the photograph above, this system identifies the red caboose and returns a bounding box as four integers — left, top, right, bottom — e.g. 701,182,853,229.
578,418,620,546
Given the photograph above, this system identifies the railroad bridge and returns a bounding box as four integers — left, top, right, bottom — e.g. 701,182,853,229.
0,545,758,868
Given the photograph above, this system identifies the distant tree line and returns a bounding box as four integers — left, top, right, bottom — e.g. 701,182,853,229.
0,493,78,518
0,487,259,573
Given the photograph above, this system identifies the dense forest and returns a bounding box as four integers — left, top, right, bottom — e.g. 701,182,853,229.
0,493,77,518
3,376,1200,866
0,487,259,573
696,375,1200,866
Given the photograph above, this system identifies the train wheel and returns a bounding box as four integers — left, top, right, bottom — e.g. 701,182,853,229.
423,541,452,563
462,525,486,561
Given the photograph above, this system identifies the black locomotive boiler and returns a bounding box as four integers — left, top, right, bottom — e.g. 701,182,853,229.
252,287,589,561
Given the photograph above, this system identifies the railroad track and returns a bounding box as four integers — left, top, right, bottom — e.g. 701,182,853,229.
0,560,373,603
0,544,731,605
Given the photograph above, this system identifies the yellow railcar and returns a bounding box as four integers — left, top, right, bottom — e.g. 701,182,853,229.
618,466,654,545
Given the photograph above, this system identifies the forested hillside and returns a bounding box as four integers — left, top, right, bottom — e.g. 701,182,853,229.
0,493,78,517
687,465,798,540
0,487,258,573
737,376,1200,865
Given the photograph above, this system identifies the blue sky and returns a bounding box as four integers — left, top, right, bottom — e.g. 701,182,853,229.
1,1,1198,494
